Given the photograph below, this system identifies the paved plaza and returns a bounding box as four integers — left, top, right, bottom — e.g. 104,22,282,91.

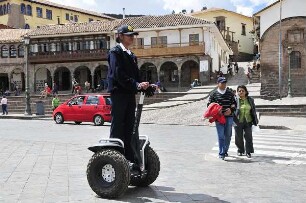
0,118,306,203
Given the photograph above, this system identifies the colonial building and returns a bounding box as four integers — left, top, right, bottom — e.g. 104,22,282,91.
0,14,232,93
191,8,254,62
0,29,29,92
0,0,114,29
254,0,306,98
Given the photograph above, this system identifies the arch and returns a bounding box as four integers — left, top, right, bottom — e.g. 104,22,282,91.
18,45,24,57
9,45,17,58
54,67,71,91
139,63,157,84
0,73,9,92
7,3,10,13
181,60,199,87
74,66,91,89
94,65,108,90
35,67,52,92
3,4,6,14
11,68,25,91
1,45,9,58
26,5,32,16
20,3,26,14
0,5,3,15
160,61,179,90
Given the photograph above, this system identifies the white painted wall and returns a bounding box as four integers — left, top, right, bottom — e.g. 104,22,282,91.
258,0,306,38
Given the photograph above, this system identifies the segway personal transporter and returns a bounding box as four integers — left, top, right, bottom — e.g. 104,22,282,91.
86,90,160,199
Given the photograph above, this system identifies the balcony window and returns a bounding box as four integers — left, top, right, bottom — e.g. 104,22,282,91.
24,24,30,29
89,18,93,22
241,24,246,36
36,7,42,18
189,34,199,46
1,45,9,58
3,4,6,14
26,5,32,16
46,9,52,20
0,6,3,15
74,15,78,22
20,3,25,14
133,38,144,49
290,51,301,69
9,45,17,57
18,45,24,57
151,36,167,48
66,13,69,20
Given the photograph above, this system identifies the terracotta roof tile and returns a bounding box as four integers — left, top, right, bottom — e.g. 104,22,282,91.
31,0,115,19
0,29,30,43
26,14,212,37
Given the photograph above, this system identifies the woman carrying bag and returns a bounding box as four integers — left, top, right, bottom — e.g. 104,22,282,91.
234,85,258,158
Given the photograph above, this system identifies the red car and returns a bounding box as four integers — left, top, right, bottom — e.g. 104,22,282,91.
53,94,112,126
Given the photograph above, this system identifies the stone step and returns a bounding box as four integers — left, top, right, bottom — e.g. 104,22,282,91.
259,112,306,117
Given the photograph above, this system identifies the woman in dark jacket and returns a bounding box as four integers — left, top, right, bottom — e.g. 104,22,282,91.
234,85,258,158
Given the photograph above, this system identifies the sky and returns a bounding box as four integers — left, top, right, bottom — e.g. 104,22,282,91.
48,0,278,17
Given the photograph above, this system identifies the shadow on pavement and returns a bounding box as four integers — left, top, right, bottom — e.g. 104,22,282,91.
224,155,291,164
98,185,230,202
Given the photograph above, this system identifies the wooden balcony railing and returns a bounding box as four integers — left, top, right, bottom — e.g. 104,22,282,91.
131,42,205,58
28,49,108,64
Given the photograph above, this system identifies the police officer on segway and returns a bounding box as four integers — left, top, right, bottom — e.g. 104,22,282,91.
107,25,152,171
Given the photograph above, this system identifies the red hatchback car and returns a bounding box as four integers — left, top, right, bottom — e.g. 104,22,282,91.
53,94,112,126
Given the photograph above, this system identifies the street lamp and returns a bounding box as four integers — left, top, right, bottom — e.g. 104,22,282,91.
24,36,32,115
287,46,293,98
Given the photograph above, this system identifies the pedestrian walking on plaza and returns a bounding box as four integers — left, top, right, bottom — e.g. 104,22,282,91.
234,62,239,73
85,81,90,93
72,78,77,94
107,25,154,171
1,95,8,115
52,81,58,96
234,85,258,158
207,77,236,160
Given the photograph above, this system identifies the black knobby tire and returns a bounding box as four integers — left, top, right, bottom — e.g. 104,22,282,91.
87,149,130,199
130,146,160,187
93,115,104,126
54,113,64,124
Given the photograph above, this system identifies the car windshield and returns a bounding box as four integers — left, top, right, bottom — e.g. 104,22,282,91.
69,96,85,105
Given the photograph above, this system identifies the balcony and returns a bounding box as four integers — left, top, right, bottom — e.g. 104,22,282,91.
131,42,205,58
28,49,108,64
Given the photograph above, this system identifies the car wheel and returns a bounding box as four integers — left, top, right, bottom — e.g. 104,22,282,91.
94,115,104,126
54,113,64,124
87,149,130,198
75,121,82,125
130,146,160,187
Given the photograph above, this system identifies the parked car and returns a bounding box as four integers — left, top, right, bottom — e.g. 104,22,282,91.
53,94,112,126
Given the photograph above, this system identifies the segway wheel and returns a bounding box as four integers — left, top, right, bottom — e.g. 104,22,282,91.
87,149,130,198
130,146,160,187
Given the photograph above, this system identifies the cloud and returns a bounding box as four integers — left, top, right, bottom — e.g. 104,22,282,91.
236,6,254,16
230,0,277,16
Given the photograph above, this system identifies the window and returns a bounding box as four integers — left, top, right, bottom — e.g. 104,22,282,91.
3,4,6,14
46,9,52,20
74,15,78,22
24,24,30,29
133,38,144,49
89,18,93,22
20,3,26,14
288,30,304,43
18,45,24,57
36,7,42,18
9,45,17,57
151,36,167,48
86,96,99,105
290,51,301,69
241,24,246,36
1,46,9,58
66,13,69,20
189,34,199,45
26,5,32,15
0,6,3,15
